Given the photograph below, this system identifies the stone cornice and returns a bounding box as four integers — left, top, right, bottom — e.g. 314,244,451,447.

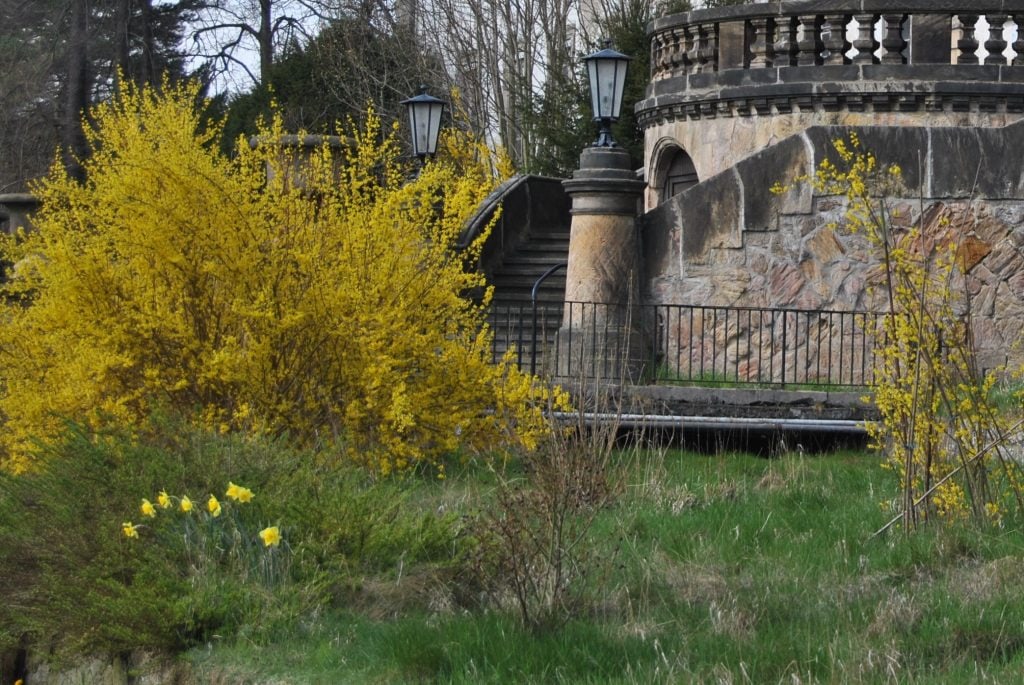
637,67,1024,126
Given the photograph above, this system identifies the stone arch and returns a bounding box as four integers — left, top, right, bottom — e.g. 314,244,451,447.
649,139,699,207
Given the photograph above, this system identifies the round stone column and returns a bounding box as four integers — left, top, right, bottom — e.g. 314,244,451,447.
558,147,646,383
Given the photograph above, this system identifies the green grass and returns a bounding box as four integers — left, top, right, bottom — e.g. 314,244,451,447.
186,449,1024,684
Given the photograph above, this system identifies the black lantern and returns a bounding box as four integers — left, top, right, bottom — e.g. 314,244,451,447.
582,44,631,148
401,86,446,164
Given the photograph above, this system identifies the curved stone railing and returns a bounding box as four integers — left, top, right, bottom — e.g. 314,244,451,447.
640,1,1024,124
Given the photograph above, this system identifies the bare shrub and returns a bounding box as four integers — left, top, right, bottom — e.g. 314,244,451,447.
471,408,621,632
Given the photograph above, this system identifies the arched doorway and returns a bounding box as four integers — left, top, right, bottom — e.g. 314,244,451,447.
661,147,698,201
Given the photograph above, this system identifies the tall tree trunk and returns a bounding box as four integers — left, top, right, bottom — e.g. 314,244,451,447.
63,0,90,180
139,0,157,85
258,0,273,83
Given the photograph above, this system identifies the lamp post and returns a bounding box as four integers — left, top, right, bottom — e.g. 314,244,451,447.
582,43,631,148
557,43,645,382
401,86,446,165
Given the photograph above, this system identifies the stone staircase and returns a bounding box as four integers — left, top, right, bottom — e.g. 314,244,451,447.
461,175,572,373
488,227,569,371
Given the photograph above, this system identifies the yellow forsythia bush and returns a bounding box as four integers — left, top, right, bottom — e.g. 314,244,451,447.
791,134,1021,526
0,81,561,474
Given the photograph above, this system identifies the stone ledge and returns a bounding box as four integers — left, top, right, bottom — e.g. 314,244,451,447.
570,383,879,422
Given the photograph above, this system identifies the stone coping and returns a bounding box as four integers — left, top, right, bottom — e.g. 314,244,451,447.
247,134,352,149
0,193,38,205
563,383,878,422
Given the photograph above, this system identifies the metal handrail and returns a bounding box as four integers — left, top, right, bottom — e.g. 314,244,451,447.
551,301,883,388
530,262,568,375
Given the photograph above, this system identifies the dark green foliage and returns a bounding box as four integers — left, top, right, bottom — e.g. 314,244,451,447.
0,423,193,654
221,18,441,154
520,63,592,177
0,0,204,190
0,414,464,660
586,0,672,171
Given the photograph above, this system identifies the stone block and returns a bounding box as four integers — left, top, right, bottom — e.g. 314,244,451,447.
688,73,720,91
926,125,1024,200
640,210,676,283
738,135,812,230
673,170,743,263
718,20,747,71
778,65,863,85
804,227,846,265
715,68,782,88
909,14,952,65
929,128,982,198
983,240,1023,276
768,262,807,306
804,125,926,193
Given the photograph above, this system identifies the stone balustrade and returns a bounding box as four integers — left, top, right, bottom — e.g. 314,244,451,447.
640,1,1024,125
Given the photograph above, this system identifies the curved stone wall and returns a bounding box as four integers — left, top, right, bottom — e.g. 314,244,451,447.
639,1,1024,207
641,119,1024,372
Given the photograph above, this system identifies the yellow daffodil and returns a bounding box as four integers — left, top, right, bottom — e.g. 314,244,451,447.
226,481,254,503
259,526,281,547
208,494,222,517
179,495,193,513
140,498,156,517
122,522,139,539
157,490,171,508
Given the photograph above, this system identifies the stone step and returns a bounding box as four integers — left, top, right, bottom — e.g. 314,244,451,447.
489,292,565,305
528,230,570,241
491,273,566,289
499,253,569,267
516,243,570,257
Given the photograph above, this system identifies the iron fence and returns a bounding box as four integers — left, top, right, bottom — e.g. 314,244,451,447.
490,301,887,389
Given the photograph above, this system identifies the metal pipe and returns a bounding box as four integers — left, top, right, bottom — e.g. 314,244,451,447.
551,412,871,434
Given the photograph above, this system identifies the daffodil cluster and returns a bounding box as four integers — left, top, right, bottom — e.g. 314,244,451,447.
122,480,281,547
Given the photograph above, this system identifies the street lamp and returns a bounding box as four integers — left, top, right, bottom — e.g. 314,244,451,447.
582,43,631,148
401,86,446,165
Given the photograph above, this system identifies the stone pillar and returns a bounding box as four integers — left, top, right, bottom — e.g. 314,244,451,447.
0,193,40,234
558,147,646,384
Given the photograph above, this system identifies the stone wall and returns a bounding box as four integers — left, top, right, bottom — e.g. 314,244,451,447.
641,120,1024,375
638,3,1024,208
644,108,1024,206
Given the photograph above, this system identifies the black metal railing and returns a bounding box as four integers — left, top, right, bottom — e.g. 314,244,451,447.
489,302,563,370
492,301,886,389
646,303,884,388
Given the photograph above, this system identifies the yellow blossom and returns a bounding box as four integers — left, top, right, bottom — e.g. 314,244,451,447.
226,481,254,503
179,495,193,513
157,490,171,508
122,522,139,539
208,494,222,517
0,82,553,476
140,498,156,518
259,526,281,547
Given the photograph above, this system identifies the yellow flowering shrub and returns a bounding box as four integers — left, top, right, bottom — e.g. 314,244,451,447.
0,80,561,474
785,133,1023,528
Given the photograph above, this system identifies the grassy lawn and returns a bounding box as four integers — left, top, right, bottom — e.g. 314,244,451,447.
186,447,1024,684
